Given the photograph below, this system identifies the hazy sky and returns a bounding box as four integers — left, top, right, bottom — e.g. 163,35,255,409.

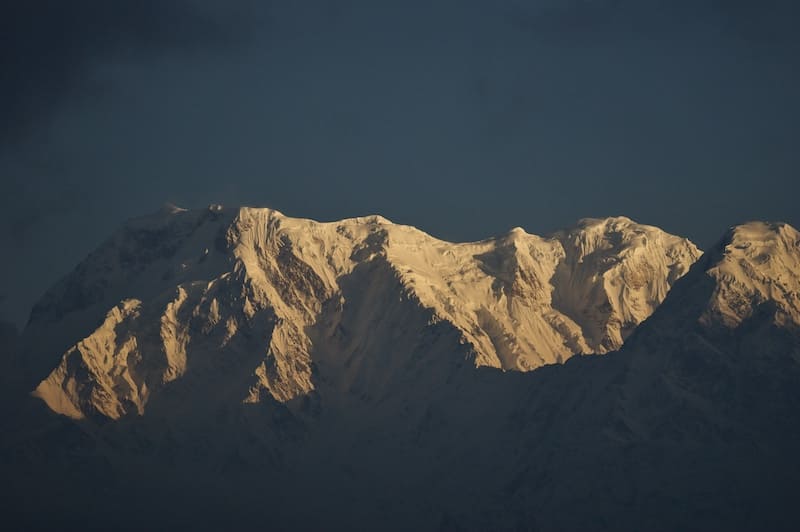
1,0,799,326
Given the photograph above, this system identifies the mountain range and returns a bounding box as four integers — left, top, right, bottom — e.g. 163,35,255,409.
2,206,799,531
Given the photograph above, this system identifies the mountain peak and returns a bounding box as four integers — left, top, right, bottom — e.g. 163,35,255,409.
574,215,635,228
547,216,702,351
347,214,393,225
720,220,798,256
620,221,800,355
703,221,800,329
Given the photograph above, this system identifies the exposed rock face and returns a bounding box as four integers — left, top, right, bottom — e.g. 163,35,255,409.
26,207,699,420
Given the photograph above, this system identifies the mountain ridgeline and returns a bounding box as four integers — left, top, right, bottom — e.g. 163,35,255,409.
23,206,699,420
3,207,799,531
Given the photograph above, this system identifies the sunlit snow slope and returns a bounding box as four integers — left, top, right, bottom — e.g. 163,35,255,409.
26,206,699,420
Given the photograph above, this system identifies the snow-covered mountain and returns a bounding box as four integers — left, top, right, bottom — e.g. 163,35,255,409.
488,221,800,531
4,209,799,531
23,206,698,421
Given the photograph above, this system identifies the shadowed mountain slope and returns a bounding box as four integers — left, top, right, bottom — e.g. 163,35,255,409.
3,211,799,531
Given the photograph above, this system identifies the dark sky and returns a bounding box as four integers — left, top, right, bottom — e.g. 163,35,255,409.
1,0,799,326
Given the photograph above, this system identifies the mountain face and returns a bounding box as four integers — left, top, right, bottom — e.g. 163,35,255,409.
25,206,699,421
4,209,799,531
494,221,800,531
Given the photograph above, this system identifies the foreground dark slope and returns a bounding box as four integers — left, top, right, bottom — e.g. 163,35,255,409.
2,218,799,531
